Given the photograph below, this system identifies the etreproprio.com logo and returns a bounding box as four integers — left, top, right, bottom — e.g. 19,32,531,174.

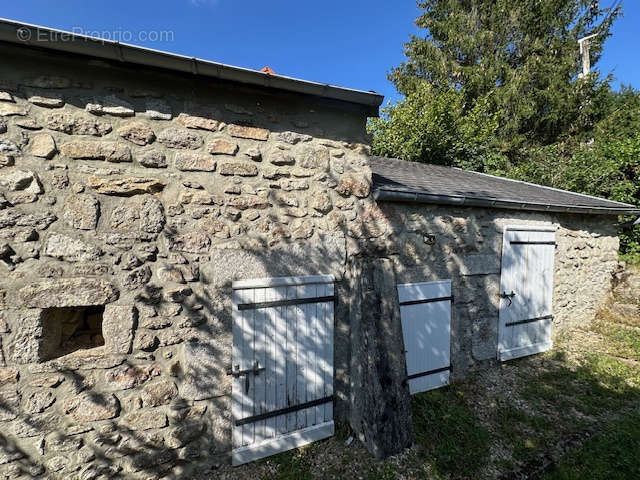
16,26,175,44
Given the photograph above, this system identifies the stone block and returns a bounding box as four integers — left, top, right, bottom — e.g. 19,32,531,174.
277,131,312,144
122,410,168,431
44,233,102,262
201,232,346,287
44,112,112,136
0,367,19,385
179,340,229,401
28,95,64,108
207,139,238,155
228,124,269,141
117,122,156,145
87,176,165,196
157,127,203,149
472,317,498,361
103,305,137,354
63,194,100,230
219,162,258,176
141,379,178,407
7,309,46,364
60,141,132,162
104,364,160,391
139,149,167,168
460,254,500,276
269,150,295,166
63,392,120,422
0,103,27,116
171,232,211,254
299,145,330,170
145,99,172,120
86,95,134,117
176,113,221,131
20,278,118,308
174,153,216,172
30,133,57,158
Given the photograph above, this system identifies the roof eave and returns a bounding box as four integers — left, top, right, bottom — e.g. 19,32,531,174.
0,18,384,115
374,188,640,216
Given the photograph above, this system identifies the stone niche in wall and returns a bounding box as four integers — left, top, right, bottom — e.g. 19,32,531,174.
9,277,125,364
38,306,105,361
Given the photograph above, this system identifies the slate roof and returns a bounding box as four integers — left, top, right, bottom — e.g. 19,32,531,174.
370,156,640,215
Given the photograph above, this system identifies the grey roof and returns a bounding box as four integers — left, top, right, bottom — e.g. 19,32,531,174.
371,157,640,215
0,18,384,114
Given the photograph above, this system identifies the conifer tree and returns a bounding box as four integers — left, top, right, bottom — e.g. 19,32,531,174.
371,0,621,168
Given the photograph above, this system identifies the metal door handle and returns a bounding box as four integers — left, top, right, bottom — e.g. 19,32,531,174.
226,361,266,393
499,291,516,306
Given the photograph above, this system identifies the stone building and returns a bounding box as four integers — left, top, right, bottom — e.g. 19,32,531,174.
0,19,638,479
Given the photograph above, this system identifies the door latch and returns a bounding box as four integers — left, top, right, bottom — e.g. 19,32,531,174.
226,361,266,394
499,291,516,306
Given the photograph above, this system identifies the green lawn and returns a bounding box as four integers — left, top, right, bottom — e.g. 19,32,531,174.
542,410,640,480
411,389,490,478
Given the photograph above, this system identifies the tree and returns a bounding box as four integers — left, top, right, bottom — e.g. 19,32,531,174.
370,0,621,167
368,85,509,172
511,86,640,261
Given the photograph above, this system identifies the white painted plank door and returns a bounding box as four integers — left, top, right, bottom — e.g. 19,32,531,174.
498,226,556,361
397,280,452,395
231,275,335,466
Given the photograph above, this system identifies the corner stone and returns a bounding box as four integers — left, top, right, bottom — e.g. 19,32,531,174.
179,341,228,400
103,305,137,354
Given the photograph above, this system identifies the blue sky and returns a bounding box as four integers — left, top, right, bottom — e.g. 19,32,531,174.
3,1,638,106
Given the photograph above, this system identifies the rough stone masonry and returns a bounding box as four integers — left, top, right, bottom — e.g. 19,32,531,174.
0,43,378,479
0,37,622,479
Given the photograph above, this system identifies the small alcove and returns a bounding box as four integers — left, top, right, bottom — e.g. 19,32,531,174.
40,306,106,360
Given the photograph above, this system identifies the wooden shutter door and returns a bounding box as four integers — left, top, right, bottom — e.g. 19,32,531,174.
231,275,334,466
397,280,452,394
498,226,556,361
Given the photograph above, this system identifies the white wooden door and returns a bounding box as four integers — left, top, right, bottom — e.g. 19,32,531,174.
231,275,335,466
498,226,556,361
397,280,452,394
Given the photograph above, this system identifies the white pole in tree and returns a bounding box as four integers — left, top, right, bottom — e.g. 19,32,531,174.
578,33,598,78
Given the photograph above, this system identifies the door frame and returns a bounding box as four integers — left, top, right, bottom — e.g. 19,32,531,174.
497,225,557,361
397,279,452,394
231,274,335,466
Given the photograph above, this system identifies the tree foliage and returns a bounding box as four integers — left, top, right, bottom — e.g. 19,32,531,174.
376,0,619,160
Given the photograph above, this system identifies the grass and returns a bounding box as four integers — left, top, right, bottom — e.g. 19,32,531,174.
592,320,640,361
411,388,490,478
542,410,640,480
259,449,313,480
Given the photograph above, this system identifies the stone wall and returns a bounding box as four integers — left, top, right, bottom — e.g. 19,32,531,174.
369,203,619,376
0,44,377,479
